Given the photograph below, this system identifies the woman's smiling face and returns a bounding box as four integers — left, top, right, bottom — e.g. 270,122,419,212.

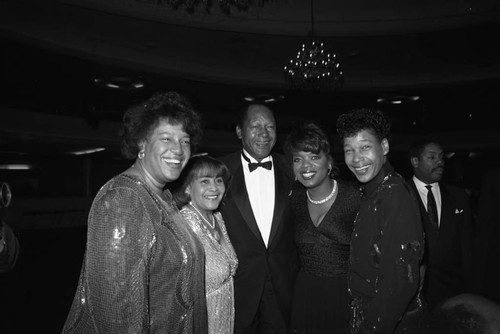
343,129,388,183
141,119,191,185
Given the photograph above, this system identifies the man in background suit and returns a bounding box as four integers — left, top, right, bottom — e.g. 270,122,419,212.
473,168,500,304
219,103,298,334
407,139,475,311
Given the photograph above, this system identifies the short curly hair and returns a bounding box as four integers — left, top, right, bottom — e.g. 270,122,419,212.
336,108,391,143
120,91,203,159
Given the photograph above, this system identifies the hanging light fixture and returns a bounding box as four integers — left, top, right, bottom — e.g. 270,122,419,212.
284,0,343,90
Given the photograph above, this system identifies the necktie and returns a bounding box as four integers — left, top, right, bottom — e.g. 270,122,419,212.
425,184,439,232
241,151,272,172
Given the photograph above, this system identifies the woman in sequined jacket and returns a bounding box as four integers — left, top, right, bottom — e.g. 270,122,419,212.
62,91,208,334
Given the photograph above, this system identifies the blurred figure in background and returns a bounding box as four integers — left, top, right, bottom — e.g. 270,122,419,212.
420,293,500,334
473,168,500,305
0,181,19,273
407,139,476,311
62,91,207,333
283,121,361,334
174,154,238,334
336,108,425,334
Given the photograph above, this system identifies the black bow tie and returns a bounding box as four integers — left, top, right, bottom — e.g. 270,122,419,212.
241,152,272,172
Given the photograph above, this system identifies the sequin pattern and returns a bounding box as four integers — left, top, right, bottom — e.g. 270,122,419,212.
348,162,424,334
181,206,238,334
62,174,207,334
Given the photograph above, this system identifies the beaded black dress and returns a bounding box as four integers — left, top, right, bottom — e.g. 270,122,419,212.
290,179,361,334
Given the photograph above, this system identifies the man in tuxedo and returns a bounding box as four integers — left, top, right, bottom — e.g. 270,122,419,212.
407,139,475,311
219,103,298,334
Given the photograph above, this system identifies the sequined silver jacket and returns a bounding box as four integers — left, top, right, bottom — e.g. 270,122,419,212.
62,174,208,334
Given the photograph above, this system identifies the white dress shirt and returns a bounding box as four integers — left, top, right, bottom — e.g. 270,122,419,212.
413,176,442,227
241,149,275,247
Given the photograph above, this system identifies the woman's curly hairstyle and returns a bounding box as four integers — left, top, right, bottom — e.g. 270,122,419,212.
120,91,203,159
336,108,391,143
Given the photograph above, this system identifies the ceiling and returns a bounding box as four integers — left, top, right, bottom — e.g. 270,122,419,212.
1,0,500,167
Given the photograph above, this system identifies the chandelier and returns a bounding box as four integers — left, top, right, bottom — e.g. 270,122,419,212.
283,0,343,90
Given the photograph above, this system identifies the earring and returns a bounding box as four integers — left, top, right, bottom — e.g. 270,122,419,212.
138,151,145,159
327,167,332,176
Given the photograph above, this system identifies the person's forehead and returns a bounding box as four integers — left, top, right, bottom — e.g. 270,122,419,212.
345,129,377,142
246,105,274,122
423,143,443,153
154,120,186,134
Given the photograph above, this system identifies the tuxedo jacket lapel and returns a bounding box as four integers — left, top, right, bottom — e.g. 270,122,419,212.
268,155,288,248
230,156,265,244
439,186,454,230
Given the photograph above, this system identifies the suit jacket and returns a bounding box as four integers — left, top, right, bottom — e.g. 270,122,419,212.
473,169,500,304
408,179,475,310
219,151,299,328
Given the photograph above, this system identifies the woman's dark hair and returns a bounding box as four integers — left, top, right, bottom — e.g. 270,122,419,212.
173,155,231,208
283,121,339,178
120,91,203,159
336,108,391,142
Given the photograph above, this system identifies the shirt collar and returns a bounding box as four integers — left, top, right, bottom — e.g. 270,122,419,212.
363,160,394,197
413,176,438,191
241,148,272,163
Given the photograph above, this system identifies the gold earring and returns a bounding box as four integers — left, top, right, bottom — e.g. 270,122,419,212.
138,151,145,159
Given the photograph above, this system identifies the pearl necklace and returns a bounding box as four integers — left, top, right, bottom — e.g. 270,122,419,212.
307,179,338,205
189,202,215,229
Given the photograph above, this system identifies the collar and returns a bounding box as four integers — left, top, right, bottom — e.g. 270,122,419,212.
241,150,273,172
363,160,395,197
413,176,439,192
241,149,272,163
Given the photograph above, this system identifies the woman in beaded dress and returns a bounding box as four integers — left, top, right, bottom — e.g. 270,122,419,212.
174,155,238,334
284,121,361,334
62,91,208,333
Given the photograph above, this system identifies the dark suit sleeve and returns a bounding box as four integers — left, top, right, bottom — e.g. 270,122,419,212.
0,221,20,273
431,185,475,303
456,187,476,290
